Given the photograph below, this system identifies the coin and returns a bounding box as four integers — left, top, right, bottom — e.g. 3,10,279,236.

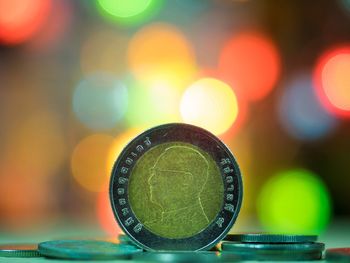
38,240,142,260
110,123,243,251
118,234,132,244
118,234,139,247
221,241,325,261
224,233,318,243
0,244,41,258
326,248,350,261
132,251,240,262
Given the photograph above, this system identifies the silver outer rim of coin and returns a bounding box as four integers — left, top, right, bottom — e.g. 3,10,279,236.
38,240,142,260
225,233,318,243
110,123,243,251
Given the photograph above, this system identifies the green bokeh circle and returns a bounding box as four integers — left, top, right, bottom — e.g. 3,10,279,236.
96,0,163,26
257,169,332,234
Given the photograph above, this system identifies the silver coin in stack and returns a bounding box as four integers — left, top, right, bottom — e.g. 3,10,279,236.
225,233,318,243
222,242,325,261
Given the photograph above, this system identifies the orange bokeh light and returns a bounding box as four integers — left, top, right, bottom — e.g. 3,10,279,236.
96,191,122,236
218,31,281,101
313,46,350,118
0,0,51,45
71,134,114,192
0,161,57,230
127,23,197,88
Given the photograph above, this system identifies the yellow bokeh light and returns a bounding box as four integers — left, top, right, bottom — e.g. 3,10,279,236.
80,28,128,76
180,78,239,135
127,23,197,89
71,134,114,192
107,129,143,174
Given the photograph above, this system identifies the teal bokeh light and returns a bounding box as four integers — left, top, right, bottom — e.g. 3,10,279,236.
73,74,128,130
96,0,163,26
257,169,332,234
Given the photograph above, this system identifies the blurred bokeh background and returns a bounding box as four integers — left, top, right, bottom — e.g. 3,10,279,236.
0,0,349,238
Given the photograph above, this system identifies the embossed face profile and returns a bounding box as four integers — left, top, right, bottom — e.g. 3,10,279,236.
148,146,209,213
129,142,224,239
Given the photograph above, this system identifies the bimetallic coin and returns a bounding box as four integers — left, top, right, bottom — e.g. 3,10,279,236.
326,248,350,261
132,251,240,262
225,233,318,243
110,123,243,251
0,244,40,258
38,240,142,260
222,241,325,261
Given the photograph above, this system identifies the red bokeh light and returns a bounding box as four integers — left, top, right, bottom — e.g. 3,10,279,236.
27,0,72,51
0,0,51,45
218,32,281,101
96,191,122,237
313,45,350,118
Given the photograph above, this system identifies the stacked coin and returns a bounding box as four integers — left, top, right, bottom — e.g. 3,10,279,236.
38,240,142,260
0,244,41,258
221,233,325,261
326,247,350,261
117,233,140,247
132,251,240,262
110,123,243,251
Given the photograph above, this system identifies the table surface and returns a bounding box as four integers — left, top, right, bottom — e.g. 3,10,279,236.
0,219,349,263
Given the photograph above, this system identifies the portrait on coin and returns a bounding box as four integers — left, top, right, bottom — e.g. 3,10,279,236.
146,145,210,236
129,142,224,239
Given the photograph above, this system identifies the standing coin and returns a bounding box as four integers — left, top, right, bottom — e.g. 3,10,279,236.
38,240,142,260
224,233,318,243
0,244,40,258
110,123,243,251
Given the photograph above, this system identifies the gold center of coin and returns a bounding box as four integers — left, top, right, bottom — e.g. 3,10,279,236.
129,142,224,239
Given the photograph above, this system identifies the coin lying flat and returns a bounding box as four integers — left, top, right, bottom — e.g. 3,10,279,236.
110,123,243,251
38,240,142,260
225,233,318,243
118,234,139,247
222,241,325,261
132,251,240,262
0,244,41,258
326,248,350,261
